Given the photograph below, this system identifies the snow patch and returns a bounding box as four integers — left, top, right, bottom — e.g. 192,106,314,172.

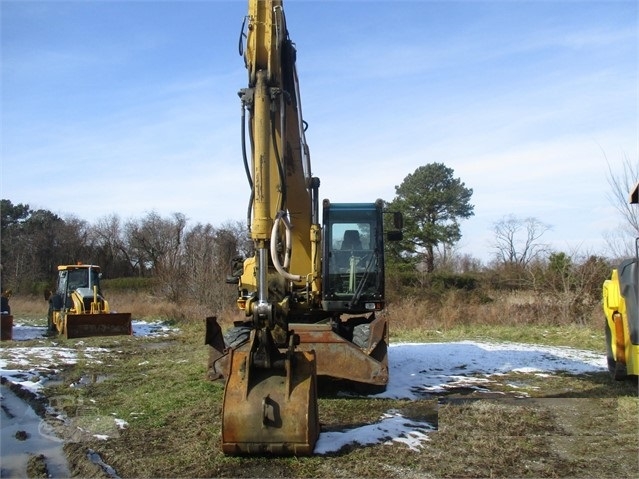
315,410,434,454
313,341,606,454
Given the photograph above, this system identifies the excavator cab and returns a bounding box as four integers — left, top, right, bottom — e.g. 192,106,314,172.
322,200,387,314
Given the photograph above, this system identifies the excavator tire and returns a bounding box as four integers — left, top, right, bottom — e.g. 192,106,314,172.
224,325,251,348
605,321,627,380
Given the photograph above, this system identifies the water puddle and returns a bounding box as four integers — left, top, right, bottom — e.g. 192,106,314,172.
87,449,121,478
0,384,70,478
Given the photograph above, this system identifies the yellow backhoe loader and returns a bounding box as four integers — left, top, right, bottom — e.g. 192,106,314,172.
205,0,402,455
45,264,132,339
602,181,639,379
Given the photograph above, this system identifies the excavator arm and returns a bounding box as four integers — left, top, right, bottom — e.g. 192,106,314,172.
239,0,321,338
216,0,321,455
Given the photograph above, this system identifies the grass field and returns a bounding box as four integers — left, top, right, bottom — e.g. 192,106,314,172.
1,292,637,478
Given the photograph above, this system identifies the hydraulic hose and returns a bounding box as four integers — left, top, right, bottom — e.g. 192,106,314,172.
270,211,302,282
270,108,287,212
241,104,253,190
241,103,254,228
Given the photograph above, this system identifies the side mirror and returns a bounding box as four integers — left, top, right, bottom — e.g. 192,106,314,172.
387,231,403,241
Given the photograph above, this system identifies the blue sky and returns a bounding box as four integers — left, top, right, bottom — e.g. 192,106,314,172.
1,0,637,263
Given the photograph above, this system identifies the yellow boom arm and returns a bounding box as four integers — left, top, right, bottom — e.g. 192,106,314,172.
239,0,321,325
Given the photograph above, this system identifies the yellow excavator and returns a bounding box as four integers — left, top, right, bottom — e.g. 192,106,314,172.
205,0,402,455
45,264,132,339
602,181,639,380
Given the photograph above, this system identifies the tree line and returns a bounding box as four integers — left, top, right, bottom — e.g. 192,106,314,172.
0,199,252,310
1,162,474,294
2,159,636,315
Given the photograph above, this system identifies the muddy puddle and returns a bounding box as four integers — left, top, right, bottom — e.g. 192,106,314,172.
0,384,70,478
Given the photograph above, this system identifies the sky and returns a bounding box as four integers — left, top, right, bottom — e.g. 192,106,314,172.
1,0,637,263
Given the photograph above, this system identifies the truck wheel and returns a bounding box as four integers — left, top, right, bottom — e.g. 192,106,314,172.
352,323,371,349
46,305,57,334
605,321,626,380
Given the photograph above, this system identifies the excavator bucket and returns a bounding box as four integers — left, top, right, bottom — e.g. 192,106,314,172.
64,313,132,339
221,345,320,455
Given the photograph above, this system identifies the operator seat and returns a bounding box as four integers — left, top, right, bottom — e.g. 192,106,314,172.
341,230,362,250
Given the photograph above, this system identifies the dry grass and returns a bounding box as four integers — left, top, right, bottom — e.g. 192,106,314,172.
11,287,601,328
7,291,243,330
9,288,604,350
385,290,601,331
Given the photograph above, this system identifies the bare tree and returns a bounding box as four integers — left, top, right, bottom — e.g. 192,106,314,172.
125,212,188,300
90,214,138,277
492,215,551,267
182,220,251,312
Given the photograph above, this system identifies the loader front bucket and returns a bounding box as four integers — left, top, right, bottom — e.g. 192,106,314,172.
64,313,132,339
221,347,319,455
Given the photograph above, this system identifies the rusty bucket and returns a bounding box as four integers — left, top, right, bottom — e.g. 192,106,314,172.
221,347,319,455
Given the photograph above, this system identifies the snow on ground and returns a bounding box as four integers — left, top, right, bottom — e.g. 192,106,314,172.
7,320,178,342
0,319,178,394
0,333,607,455
1,320,176,446
130,320,177,337
315,409,435,454
375,341,607,400
313,341,607,454
0,346,110,395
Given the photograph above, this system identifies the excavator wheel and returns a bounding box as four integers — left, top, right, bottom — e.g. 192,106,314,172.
224,324,251,348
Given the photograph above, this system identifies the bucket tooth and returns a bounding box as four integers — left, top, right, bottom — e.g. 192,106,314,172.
205,316,229,380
